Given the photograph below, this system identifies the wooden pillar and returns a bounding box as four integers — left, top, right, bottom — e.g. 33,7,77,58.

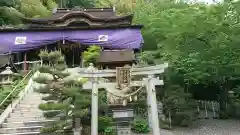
24,52,27,73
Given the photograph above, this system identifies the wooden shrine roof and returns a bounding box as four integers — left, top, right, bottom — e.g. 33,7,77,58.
21,7,134,28
97,50,136,63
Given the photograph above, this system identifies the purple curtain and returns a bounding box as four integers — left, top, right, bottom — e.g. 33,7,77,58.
0,28,143,54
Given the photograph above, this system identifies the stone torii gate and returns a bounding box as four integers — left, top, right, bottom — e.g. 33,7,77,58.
79,63,168,135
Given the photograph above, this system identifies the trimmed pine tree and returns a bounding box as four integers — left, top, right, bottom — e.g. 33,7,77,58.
33,50,91,133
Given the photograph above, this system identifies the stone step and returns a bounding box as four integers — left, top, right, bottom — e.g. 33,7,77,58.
22,94,42,98
9,114,43,118
20,99,42,102
2,120,55,128
0,131,40,135
19,101,44,105
13,108,43,112
21,97,42,101
0,126,42,134
17,105,40,108
6,117,46,123
7,115,45,120
21,96,42,99
10,111,43,116
12,110,43,115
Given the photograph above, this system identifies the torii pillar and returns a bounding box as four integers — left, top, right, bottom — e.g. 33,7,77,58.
144,75,162,135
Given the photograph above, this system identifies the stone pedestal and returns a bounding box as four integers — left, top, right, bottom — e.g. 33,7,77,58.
112,107,134,135
117,126,131,135
72,117,82,135
73,128,82,135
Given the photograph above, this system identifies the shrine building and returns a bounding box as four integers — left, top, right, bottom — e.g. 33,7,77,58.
0,7,143,71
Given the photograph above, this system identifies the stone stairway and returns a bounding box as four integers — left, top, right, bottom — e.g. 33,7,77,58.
0,91,54,135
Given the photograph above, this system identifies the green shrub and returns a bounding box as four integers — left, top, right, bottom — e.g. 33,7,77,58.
104,127,116,135
132,118,150,134
98,116,113,133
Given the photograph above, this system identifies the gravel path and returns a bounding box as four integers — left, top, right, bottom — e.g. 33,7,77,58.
171,119,240,135
132,119,240,135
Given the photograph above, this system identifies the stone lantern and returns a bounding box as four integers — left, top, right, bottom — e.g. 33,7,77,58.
0,66,13,85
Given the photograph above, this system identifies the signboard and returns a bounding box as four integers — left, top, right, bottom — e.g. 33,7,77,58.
113,110,133,118
15,37,27,45
116,67,131,89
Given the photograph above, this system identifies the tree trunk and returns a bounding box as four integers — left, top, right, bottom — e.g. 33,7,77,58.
219,85,228,119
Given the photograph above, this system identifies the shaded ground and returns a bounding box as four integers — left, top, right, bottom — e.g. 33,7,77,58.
171,119,240,135
132,119,240,135
132,129,175,135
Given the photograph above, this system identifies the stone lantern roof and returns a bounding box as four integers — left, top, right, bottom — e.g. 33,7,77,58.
0,66,13,75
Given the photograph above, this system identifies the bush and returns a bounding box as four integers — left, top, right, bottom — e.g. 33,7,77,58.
132,118,150,134
104,127,116,135
98,116,113,133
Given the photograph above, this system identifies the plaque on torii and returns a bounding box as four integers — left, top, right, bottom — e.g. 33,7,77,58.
80,63,168,135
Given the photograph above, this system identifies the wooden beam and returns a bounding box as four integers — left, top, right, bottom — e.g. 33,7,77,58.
78,63,168,75
78,69,165,78
24,52,27,73
83,81,104,89
132,63,168,72
78,67,167,78
83,80,164,90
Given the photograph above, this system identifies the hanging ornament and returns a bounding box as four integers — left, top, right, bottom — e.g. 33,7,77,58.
129,96,132,102
123,99,127,106
110,96,114,104
134,95,138,101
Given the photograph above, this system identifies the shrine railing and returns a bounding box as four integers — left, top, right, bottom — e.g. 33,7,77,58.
0,70,33,108
0,70,37,125
13,60,42,71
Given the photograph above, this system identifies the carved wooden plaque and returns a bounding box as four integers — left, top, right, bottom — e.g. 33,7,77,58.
116,67,131,89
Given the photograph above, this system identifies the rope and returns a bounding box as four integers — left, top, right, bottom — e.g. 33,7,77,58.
106,85,144,98
105,78,152,98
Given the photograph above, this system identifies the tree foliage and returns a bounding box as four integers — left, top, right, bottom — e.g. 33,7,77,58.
65,0,95,8
95,0,135,15
82,45,101,66
0,0,95,26
135,0,240,120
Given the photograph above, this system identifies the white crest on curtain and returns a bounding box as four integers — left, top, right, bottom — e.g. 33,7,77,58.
15,37,27,45
98,35,108,42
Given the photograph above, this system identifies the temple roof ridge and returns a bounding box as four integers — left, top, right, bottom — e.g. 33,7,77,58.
56,7,116,13
21,7,134,27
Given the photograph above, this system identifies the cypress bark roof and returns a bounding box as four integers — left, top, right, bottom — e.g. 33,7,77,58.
97,50,135,63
